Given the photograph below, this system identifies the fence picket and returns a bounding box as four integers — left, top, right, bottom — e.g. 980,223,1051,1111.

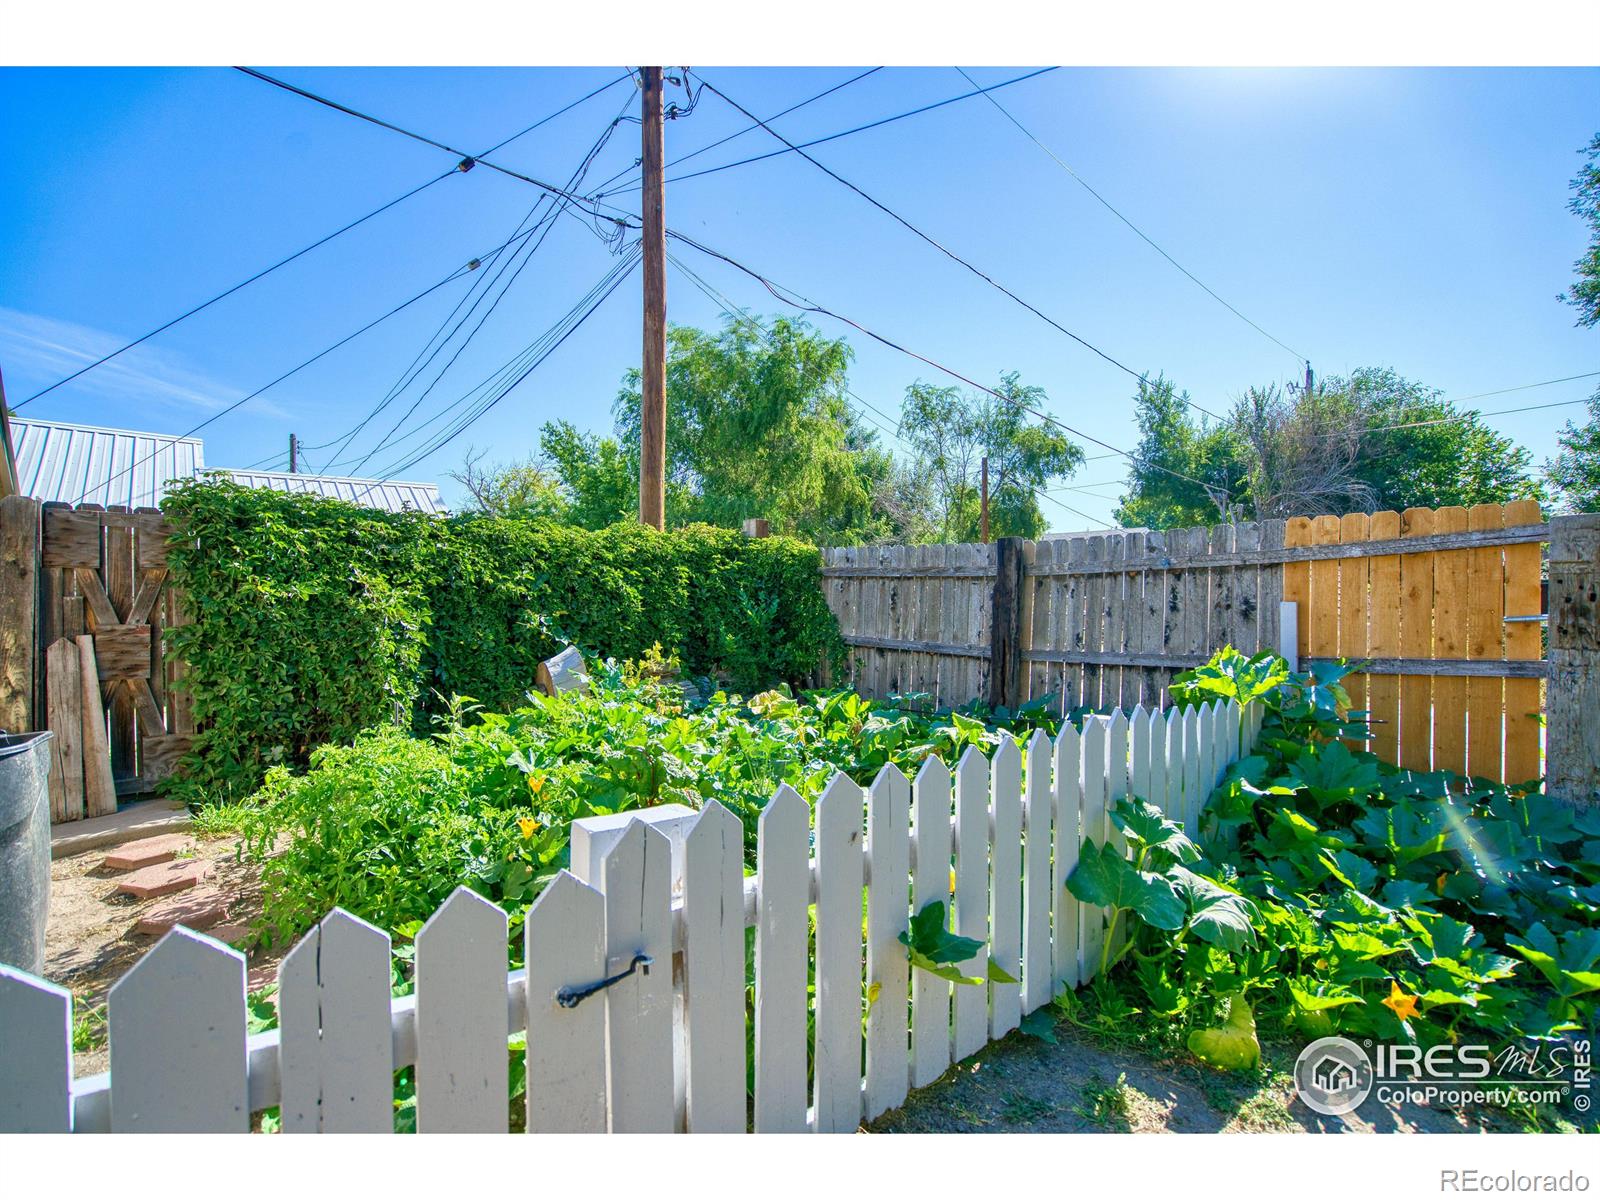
416,887,509,1133
109,928,248,1132
278,908,393,1133
1053,724,1082,990
0,965,72,1132
988,736,1022,1038
910,757,952,1089
864,765,911,1120
1163,706,1183,824
1146,708,1170,824
952,746,990,1061
813,773,865,1133
1022,730,1053,1014
1130,704,1151,807
597,819,674,1133
754,785,810,1132
1078,718,1108,983
1182,705,1204,837
683,800,747,1133
1106,708,1129,853
525,871,608,1133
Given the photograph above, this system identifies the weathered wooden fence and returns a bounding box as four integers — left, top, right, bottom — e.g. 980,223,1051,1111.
822,503,1564,789
0,699,1256,1133
0,497,192,821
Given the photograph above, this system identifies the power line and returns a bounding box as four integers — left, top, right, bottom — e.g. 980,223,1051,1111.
69,242,515,507
668,229,1220,495
18,72,633,411
691,74,1206,417
588,66,885,199
954,66,1309,369
598,67,1058,197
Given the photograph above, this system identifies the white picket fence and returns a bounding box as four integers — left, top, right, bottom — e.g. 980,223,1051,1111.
0,698,1259,1134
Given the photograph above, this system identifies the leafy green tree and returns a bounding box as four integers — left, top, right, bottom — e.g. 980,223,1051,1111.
1548,392,1600,512
898,372,1084,541
537,421,653,530
448,447,568,520
1115,375,1242,528
1561,133,1600,328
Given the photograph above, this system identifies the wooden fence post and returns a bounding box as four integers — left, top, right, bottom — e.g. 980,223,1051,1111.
989,537,1029,711
1547,514,1600,808
0,495,39,733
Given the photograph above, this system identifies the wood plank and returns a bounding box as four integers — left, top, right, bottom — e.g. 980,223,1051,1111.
1433,506,1471,776
1060,538,1086,712
46,638,83,822
910,757,952,1089
525,872,608,1133
1081,536,1106,710
415,887,509,1132
1232,522,1263,656
1466,503,1507,781
1182,704,1204,838
988,736,1022,1038
74,568,119,630
1026,540,1052,704
813,773,864,1133
951,746,989,1061
1141,530,1168,705
1308,516,1342,683
1339,512,1371,747
1164,705,1185,831
1078,718,1108,982
1021,730,1053,1014
1209,524,1236,664
1257,520,1286,660
1367,512,1403,767
133,509,169,571
75,636,116,817
864,766,910,1122
598,819,673,1133
754,785,809,1132
1183,526,1212,671
0,496,38,733
0,965,73,1133
1283,517,1314,663
109,928,248,1131
682,800,747,1133
1101,535,1126,710
1399,508,1438,771
41,506,102,570
1052,724,1081,989
90,623,154,681
1502,499,1545,786
1123,532,1147,707
277,909,393,1133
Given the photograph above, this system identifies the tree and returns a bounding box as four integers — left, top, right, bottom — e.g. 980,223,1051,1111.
611,315,913,543
1117,368,1541,528
1561,133,1600,328
448,447,568,519
537,421,651,530
1115,375,1243,528
898,372,1084,541
1548,392,1600,512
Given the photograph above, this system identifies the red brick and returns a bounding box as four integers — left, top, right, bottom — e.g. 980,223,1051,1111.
116,858,211,899
133,887,231,935
102,832,195,871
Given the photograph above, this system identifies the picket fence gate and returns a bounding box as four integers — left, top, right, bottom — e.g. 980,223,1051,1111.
0,699,1259,1134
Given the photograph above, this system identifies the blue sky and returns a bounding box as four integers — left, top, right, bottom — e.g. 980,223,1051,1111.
1,66,1595,525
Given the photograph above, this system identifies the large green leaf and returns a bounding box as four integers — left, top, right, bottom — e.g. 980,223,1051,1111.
1170,865,1258,953
1111,798,1200,863
1186,994,1261,1070
1067,840,1185,930
1281,740,1382,808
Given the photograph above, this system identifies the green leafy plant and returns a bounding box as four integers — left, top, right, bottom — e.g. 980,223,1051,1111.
899,900,1018,986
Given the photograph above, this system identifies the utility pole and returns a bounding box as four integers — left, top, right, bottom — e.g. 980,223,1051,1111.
1304,361,1314,397
639,67,667,530
288,433,299,474
980,455,990,543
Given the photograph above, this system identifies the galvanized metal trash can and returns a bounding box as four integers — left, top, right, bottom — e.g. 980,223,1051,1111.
0,732,54,975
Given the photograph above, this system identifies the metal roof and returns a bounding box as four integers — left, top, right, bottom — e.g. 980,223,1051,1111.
219,470,446,514
10,417,204,509
8,418,446,514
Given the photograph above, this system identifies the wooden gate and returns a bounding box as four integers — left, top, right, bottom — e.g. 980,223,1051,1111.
24,500,192,818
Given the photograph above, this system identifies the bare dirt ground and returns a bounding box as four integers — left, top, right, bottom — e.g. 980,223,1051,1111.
45,833,277,1078
866,1024,1538,1134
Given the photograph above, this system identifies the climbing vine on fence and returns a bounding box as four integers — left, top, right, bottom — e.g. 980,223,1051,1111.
160,480,844,804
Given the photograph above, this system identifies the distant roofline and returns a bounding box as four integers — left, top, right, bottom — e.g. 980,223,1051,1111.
215,467,441,491
10,416,205,444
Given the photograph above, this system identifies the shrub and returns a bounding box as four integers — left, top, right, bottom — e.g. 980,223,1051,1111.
161,480,844,803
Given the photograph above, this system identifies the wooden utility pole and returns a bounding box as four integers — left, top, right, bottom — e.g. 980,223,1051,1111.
979,455,990,542
288,433,299,474
639,67,667,530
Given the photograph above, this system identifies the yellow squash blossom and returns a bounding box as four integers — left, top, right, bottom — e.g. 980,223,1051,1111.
517,816,540,840
1381,981,1419,1023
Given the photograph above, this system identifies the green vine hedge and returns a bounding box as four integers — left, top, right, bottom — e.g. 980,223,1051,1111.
160,480,843,804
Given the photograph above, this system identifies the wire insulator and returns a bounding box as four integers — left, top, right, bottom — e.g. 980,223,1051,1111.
456,157,476,172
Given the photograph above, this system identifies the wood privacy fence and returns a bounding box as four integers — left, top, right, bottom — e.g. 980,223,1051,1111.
0,700,1256,1133
0,497,193,821
822,502,1556,787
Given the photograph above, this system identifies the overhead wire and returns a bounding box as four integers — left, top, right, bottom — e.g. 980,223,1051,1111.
18,70,633,410
952,66,1309,368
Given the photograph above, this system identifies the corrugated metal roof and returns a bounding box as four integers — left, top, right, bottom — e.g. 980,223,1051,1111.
10,418,205,509
220,470,446,514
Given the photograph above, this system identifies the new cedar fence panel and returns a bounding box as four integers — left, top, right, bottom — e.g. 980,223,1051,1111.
821,503,1553,786
3,702,1262,1134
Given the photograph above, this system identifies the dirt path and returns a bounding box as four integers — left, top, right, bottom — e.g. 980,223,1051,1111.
866,1022,1528,1134
45,834,278,1078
